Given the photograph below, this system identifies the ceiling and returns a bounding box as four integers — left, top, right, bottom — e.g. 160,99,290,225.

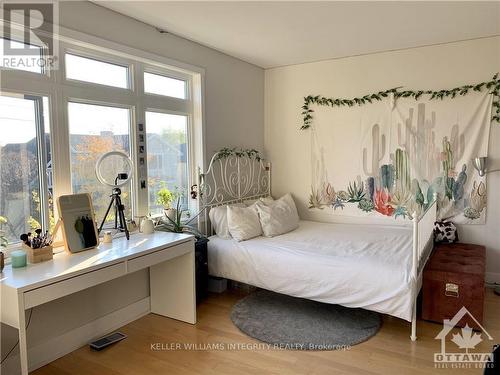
95,1,500,69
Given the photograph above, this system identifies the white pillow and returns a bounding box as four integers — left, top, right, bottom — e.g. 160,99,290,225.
244,196,274,206
227,205,262,241
209,203,245,239
256,193,299,237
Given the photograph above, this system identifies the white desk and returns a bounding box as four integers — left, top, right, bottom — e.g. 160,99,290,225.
0,232,196,375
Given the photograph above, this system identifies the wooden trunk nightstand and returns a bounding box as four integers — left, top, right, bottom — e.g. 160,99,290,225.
422,242,485,329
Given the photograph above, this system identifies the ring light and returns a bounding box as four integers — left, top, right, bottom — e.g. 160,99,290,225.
95,151,133,187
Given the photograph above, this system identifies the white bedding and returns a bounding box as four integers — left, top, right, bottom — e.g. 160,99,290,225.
208,220,416,321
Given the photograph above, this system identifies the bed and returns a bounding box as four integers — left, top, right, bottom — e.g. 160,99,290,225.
197,151,437,341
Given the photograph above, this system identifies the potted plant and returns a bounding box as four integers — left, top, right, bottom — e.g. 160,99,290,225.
0,216,8,271
156,193,204,238
156,183,177,220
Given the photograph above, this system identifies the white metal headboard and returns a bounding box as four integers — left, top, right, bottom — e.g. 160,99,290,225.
197,151,271,235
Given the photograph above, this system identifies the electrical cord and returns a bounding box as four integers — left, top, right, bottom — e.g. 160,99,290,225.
0,308,33,364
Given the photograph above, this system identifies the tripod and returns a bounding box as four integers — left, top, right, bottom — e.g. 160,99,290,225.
98,187,130,240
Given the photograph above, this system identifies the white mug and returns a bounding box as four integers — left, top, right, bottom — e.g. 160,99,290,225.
140,218,154,234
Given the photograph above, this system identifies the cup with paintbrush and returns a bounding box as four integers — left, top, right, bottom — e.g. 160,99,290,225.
21,228,54,263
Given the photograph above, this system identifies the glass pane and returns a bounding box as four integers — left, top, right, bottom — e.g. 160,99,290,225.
0,37,43,74
41,97,55,233
146,111,188,215
144,72,186,99
0,95,52,244
65,53,129,89
68,102,132,225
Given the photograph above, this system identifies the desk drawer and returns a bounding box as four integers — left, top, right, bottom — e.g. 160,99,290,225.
24,262,126,309
127,240,193,273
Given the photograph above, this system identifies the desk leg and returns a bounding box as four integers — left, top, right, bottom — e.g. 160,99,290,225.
150,250,196,324
17,295,29,375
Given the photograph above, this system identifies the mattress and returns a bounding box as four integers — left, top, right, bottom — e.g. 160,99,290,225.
208,220,416,321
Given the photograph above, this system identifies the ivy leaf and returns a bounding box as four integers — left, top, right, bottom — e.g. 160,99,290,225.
300,74,500,130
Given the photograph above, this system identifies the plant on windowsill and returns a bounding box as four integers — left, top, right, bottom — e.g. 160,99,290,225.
156,183,179,221
156,193,206,241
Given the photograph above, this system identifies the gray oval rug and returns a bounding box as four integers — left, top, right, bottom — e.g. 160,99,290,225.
230,290,381,350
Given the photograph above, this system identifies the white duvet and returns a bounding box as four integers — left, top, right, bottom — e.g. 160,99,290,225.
208,220,416,321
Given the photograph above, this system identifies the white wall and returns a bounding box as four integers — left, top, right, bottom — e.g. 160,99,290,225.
1,2,264,372
265,37,500,282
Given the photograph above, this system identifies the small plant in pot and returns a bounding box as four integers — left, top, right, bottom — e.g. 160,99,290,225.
156,183,178,221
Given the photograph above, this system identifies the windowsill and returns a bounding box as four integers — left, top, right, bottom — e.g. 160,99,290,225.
150,212,195,224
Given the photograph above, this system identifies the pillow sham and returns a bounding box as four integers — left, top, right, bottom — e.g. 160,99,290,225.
209,203,245,239
256,193,299,237
243,196,274,207
227,205,262,241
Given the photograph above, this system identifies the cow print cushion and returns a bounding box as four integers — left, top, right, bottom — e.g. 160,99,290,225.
434,221,459,243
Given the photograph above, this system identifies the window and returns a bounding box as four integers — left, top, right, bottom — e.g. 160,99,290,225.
146,111,188,214
68,102,132,222
0,94,52,245
0,37,44,74
144,72,186,99
65,53,129,89
1,34,202,252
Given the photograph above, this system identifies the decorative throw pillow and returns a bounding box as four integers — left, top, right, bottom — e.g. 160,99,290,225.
209,203,245,239
227,205,263,241
434,220,459,243
256,193,299,237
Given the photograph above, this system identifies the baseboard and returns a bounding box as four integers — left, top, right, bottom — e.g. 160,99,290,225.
2,297,150,374
486,272,500,285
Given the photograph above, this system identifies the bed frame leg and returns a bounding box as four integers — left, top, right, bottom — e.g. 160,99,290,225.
410,301,417,341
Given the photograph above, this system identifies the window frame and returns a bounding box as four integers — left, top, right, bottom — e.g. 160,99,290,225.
66,98,136,219
0,24,205,257
63,47,134,91
144,107,193,216
0,91,52,257
0,31,50,76
143,68,190,100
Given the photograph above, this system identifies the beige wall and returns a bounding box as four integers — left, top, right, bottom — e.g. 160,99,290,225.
1,1,264,371
265,36,500,282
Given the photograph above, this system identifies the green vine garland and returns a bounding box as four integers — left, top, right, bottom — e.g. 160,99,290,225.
301,73,500,130
215,147,262,162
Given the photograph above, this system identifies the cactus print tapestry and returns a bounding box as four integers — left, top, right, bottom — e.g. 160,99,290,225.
309,91,491,224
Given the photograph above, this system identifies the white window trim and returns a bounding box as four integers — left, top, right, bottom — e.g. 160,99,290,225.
143,68,190,100
0,92,51,260
0,21,206,255
63,46,135,91
144,106,194,215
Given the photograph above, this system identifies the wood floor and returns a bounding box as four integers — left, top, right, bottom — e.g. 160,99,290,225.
33,288,499,375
